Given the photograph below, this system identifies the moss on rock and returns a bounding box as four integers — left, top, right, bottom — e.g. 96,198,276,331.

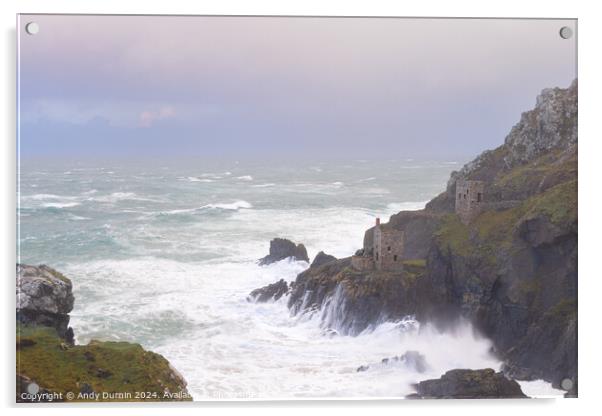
16,325,191,402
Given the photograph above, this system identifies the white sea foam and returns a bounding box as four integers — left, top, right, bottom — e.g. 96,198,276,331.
518,380,565,398
252,183,276,188
201,200,253,210
236,175,253,181
93,192,137,202
92,192,160,203
26,160,560,400
157,200,253,216
41,201,81,208
386,201,428,213
68,214,91,221
67,254,502,399
184,176,214,183
158,207,198,215
27,193,63,200
359,187,391,195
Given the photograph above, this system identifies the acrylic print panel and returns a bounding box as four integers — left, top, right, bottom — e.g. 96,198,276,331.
16,15,577,402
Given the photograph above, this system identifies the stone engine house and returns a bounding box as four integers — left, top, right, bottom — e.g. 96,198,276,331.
373,218,405,271
351,218,405,272
455,179,485,224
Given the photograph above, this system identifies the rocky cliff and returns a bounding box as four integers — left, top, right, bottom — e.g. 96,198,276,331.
16,264,191,402
258,80,577,395
421,80,577,392
287,257,426,335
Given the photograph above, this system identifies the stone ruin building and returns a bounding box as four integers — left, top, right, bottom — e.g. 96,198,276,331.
350,179,487,273
455,179,485,224
351,218,405,273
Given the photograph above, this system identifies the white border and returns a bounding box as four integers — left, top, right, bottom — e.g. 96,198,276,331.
2,1,601,415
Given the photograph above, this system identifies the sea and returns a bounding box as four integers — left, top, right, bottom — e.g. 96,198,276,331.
17,158,564,399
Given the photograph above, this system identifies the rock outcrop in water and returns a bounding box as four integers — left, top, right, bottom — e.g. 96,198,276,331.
248,279,289,303
357,350,428,374
16,264,191,402
409,369,527,399
269,80,577,395
258,238,309,265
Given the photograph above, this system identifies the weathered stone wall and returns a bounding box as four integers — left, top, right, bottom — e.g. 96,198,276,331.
455,180,485,224
374,227,404,271
351,255,374,271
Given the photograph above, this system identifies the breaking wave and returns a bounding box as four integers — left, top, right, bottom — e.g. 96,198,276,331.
41,201,81,209
201,200,253,210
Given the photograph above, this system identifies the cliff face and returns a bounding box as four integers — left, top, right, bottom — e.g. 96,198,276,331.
16,264,191,402
422,81,577,390
282,80,577,392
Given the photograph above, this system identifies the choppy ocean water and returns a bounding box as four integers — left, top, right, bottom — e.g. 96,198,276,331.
17,158,564,399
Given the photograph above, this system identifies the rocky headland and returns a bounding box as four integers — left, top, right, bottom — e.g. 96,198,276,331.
16,264,191,402
250,80,578,398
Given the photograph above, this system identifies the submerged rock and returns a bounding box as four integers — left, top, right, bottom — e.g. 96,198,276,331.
356,350,428,374
321,328,339,338
410,368,527,399
400,351,428,373
16,264,75,343
310,251,337,268
248,279,289,303
258,238,309,265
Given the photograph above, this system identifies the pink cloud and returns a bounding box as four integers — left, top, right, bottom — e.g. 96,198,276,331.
139,106,175,127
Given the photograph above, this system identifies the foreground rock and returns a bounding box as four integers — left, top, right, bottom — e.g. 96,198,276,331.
16,264,191,402
409,369,527,399
258,238,309,265
248,279,289,303
17,264,75,343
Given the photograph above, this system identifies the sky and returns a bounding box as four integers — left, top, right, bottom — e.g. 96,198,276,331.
18,15,577,161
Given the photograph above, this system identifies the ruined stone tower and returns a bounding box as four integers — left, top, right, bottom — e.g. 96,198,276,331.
455,180,485,224
373,218,405,272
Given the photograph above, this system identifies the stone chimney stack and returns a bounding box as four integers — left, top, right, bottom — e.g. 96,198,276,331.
375,217,380,226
